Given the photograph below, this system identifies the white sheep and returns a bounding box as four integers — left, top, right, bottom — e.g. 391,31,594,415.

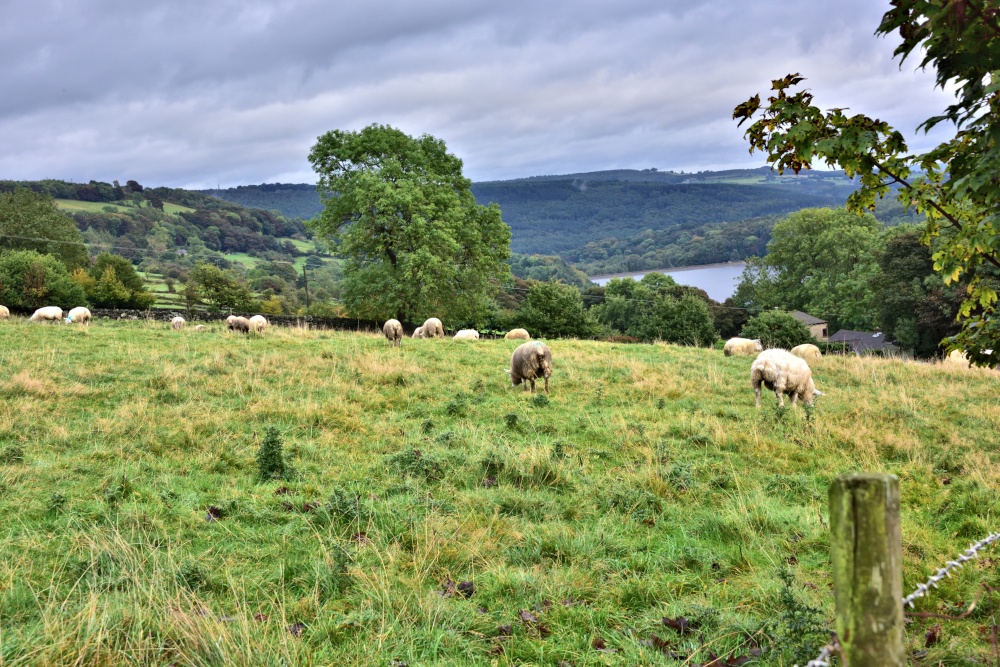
249,314,269,333
226,315,250,333
453,329,480,340
0,305,9,320
421,317,444,338
751,348,822,408
194,324,206,332
383,319,403,347
171,316,186,330
504,328,530,340
724,337,763,356
507,341,553,394
30,306,63,323
66,307,91,326
411,326,425,338
790,343,821,361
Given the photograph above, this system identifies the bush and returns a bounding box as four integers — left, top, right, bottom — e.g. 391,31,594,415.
81,253,155,309
0,250,87,310
511,281,599,338
256,427,286,481
740,311,813,349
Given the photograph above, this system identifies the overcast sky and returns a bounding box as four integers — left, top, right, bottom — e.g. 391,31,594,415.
0,1,956,188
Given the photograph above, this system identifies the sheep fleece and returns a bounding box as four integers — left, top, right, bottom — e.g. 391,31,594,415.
750,349,819,408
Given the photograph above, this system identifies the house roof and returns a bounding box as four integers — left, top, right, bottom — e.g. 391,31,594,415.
829,329,900,352
789,310,827,326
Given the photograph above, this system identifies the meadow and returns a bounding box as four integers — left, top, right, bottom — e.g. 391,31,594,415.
0,320,998,666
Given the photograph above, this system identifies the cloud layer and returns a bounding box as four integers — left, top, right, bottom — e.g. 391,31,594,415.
0,1,957,187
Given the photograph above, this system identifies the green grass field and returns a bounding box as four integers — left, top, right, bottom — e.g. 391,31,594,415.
55,199,194,215
0,321,998,665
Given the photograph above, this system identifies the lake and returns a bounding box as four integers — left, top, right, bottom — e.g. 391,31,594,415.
589,261,746,302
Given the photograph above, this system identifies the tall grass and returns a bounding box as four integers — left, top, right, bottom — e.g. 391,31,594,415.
0,320,997,665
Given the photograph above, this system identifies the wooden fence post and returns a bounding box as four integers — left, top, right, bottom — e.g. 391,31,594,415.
829,473,905,666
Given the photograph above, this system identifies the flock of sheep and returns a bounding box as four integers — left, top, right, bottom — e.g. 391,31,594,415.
724,337,823,408
382,317,551,393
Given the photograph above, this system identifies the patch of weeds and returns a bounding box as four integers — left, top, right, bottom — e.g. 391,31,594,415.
445,393,469,417
803,402,816,425
435,431,458,447
47,492,67,514
386,449,444,483
326,489,373,525
159,489,179,506
664,462,694,491
0,445,25,465
176,560,211,591
551,441,567,461
315,546,354,600
102,475,133,504
775,567,828,666
686,433,712,447
656,398,667,410
421,419,435,434
607,486,662,524
504,413,519,430
594,382,605,403
481,452,507,477
531,393,549,408
257,426,286,481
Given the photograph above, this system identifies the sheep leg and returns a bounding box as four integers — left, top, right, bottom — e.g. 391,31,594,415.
753,380,762,408
528,378,535,393
544,376,549,394
791,392,798,407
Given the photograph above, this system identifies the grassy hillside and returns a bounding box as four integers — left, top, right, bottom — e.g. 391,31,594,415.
0,321,997,665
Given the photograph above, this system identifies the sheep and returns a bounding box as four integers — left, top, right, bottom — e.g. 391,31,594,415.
453,329,480,340
0,305,9,320
420,317,444,338
411,326,425,338
30,306,63,323
171,316,186,330
751,348,822,408
383,319,403,347
504,328,530,340
65,306,91,326
724,337,763,356
226,315,250,333
945,349,970,367
194,324,206,332
249,315,269,333
790,343,821,361
507,341,553,394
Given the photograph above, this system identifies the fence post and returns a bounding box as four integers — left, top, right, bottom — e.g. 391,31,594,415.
829,473,905,666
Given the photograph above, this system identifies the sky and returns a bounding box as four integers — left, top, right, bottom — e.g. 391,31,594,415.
1,1,958,189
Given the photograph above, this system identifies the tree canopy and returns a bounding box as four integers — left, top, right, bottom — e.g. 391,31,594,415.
591,273,717,345
0,250,87,310
0,188,89,270
307,124,511,325
733,1,1000,364
75,252,155,309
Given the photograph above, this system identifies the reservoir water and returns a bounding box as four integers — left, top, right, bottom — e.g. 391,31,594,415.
589,262,746,302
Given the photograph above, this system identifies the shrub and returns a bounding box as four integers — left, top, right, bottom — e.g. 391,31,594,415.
256,427,286,481
0,250,87,309
511,281,599,338
741,311,813,349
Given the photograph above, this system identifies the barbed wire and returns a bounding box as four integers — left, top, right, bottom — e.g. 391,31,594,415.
796,530,1000,667
903,531,1000,608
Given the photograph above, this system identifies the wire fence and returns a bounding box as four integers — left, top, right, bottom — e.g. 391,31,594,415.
795,529,1000,667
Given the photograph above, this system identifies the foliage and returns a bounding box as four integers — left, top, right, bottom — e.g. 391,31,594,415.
733,4,1000,364
256,427,286,482
308,124,511,324
188,263,258,311
740,310,814,350
591,273,717,345
732,208,882,330
873,226,964,358
508,253,592,289
77,252,155,309
775,568,829,666
0,249,87,309
509,281,599,338
0,188,89,270
201,183,324,221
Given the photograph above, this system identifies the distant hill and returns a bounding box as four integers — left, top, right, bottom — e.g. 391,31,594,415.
200,183,323,220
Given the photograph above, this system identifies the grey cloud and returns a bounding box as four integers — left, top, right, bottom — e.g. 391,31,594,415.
0,1,960,187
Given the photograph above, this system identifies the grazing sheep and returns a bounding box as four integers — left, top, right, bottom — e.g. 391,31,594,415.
945,349,970,367
790,343,821,361
194,324,206,332
66,307,91,326
249,314,269,333
171,316,186,330
411,326,425,338
454,329,480,340
226,316,250,333
30,306,63,323
383,319,403,347
504,328,530,340
751,349,822,408
724,337,764,356
421,317,444,338
507,341,553,394
0,305,9,320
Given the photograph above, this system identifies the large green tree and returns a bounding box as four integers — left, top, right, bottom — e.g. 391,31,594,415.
307,124,511,325
0,250,87,309
188,263,257,311
591,273,717,345
512,281,599,339
733,1,1000,365
82,252,155,309
0,188,89,270
732,208,882,331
